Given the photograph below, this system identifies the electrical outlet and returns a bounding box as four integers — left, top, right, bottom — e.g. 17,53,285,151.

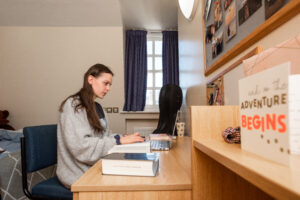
106,107,112,113
113,107,119,113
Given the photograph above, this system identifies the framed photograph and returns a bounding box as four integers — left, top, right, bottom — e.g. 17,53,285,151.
265,0,286,19
205,24,215,43
204,0,213,20
225,1,237,42
224,0,232,10
214,0,223,31
212,31,223,58
238,0,262,26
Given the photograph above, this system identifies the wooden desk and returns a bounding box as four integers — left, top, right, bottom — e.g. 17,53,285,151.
191,106,300,200
71,137,191,200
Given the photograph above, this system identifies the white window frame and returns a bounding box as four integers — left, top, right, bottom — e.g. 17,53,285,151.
145,32,163,111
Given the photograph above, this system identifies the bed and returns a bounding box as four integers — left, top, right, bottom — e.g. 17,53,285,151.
0,129,56,200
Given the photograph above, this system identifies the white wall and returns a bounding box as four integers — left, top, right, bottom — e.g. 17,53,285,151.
178,2,206,135
178,3,300,135
0,26,126,133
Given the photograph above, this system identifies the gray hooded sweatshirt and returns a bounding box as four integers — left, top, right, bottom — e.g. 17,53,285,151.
56,98,117,188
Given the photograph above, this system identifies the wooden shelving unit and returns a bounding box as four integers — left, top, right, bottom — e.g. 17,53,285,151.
190,106,300,200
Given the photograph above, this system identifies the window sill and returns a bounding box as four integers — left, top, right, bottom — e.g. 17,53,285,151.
120,111,159,114
120,111,159,120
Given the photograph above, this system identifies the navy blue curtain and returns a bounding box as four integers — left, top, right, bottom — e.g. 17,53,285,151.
162,31,179,86
123,30,147,111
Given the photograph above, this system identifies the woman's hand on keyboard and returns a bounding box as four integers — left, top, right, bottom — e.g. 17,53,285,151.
120,132,145,144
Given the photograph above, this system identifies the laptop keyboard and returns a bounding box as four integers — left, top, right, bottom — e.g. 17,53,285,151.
150,140,171,151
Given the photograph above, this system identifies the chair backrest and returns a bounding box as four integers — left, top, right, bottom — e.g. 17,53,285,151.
23,124,57,172
153,84,183,135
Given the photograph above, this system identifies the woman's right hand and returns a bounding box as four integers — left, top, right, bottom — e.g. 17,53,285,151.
120,132,145,144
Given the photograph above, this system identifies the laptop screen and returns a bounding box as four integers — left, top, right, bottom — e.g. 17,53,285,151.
153,110,178,137
171,110,179,137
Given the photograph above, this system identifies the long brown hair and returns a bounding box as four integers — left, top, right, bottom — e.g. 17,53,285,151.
59,63,114,133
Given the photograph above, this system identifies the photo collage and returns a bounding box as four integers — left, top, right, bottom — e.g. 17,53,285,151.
205,0,287,61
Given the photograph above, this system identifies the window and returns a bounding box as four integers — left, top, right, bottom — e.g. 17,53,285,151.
146,32,162,110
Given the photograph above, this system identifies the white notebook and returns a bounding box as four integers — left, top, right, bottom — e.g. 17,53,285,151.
108,141,151,154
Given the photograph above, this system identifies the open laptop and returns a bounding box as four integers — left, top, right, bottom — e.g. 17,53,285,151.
150,111,178,151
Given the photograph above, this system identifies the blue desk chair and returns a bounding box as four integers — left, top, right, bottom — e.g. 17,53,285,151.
20,125,73,200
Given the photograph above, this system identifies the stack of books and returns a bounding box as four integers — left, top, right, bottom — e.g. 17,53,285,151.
101,153,159,177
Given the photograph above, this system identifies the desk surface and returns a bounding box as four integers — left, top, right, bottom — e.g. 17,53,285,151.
71,137,191,193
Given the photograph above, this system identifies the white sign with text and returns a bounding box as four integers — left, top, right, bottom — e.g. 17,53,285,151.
239,62,297,165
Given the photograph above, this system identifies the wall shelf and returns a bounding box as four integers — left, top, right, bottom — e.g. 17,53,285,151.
190,106,300,200
193,138,300,199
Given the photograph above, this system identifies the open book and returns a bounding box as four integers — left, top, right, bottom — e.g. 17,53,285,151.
108,142,151,154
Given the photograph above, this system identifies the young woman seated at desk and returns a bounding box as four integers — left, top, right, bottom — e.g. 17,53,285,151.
56,63,144,188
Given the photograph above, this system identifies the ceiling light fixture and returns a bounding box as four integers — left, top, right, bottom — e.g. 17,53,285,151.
178,0,199,21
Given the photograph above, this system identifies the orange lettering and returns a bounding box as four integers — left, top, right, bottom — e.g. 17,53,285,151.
242,114,286,133
278,115,286,133
252,115,260,129
247,116,252,130
261,116,265,132
266,114,276,131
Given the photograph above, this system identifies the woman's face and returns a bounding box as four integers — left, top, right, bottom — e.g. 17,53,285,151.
88,73,113,99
